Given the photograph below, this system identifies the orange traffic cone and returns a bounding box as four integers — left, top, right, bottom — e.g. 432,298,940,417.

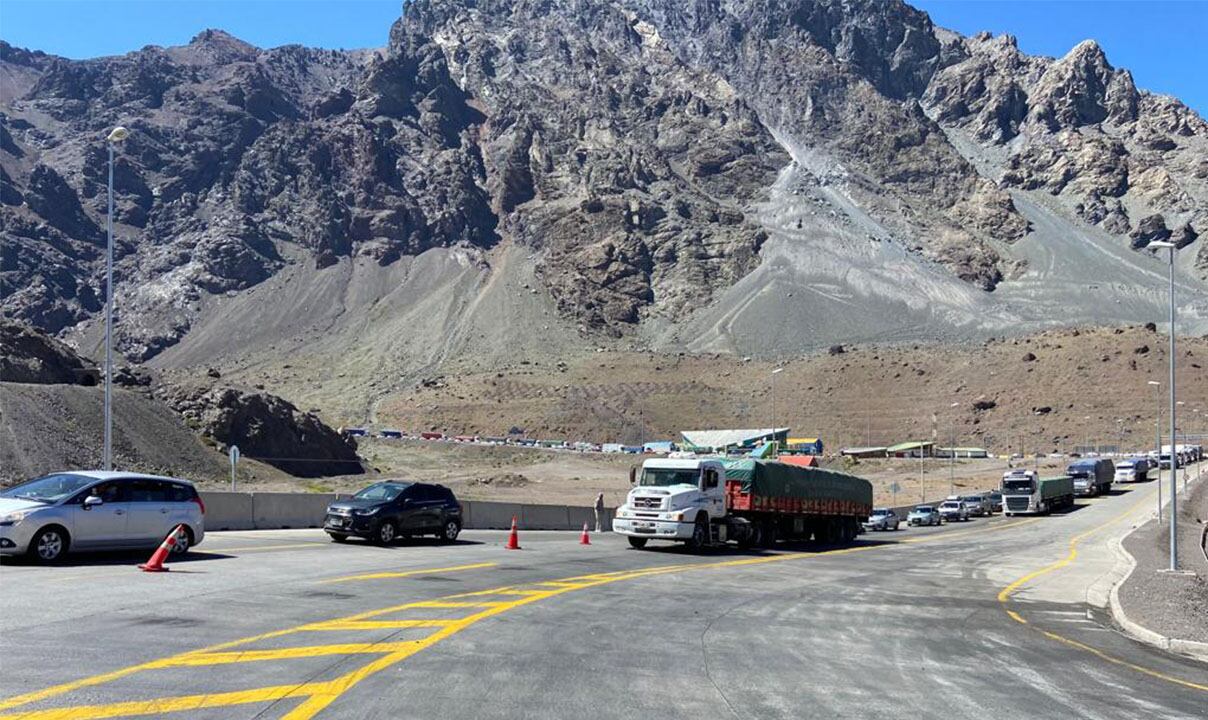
579,522,591,545
505,516,521,550
139,524,183,572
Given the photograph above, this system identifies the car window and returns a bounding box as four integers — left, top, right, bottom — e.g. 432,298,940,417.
408,485,435,502
128,479,172,502
167,483,195,502
74,481,131,504
435,486,456,503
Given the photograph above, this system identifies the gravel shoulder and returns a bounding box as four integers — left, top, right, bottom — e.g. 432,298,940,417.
1117,465,1208,645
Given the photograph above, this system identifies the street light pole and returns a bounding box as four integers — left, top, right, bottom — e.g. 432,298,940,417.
948,402,959,497
103,126,129,471
771,367,783,452
1149,380,1162,523
1150,240,1178,571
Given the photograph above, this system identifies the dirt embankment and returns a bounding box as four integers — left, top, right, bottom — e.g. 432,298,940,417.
370,325,1206,454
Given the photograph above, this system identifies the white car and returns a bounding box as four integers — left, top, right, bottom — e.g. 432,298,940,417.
862,508,900,531
0,471,205,563
938,500,970,523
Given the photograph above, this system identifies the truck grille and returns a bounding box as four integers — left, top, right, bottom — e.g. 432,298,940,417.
1005,496,1030,512
632,497,663,510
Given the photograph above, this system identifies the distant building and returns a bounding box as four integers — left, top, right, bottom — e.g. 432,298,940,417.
785,437,824,455
936,447,989,459
840,446,888,459
886,441,935,458
680,428,790,453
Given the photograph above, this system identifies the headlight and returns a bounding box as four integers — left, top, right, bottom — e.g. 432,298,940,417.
673,512,684,522
0,510,31,525
354,507,380,516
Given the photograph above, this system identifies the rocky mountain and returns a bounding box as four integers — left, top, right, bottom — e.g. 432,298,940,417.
2,0,1206,379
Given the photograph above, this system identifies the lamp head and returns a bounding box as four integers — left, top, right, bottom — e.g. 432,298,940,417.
107,126,129,143
1148,240,1175,250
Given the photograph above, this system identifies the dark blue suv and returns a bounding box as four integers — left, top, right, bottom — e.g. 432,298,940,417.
324,481,462,544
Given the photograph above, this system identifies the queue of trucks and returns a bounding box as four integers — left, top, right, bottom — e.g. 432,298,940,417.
612,449,1182,549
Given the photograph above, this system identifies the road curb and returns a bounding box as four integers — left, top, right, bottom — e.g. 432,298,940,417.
1104,470,1208,665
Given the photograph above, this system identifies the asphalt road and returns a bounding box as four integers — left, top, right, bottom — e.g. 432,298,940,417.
0,478,1204,720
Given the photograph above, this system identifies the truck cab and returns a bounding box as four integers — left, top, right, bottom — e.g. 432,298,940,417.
613,458,725,548
1001,470,1041,514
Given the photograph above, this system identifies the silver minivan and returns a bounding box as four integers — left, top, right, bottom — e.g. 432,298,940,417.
0,471,205,563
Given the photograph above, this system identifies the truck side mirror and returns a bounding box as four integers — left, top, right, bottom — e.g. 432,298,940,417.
629,466,637,485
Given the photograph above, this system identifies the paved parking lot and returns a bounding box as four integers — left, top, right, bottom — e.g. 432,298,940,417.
1,485,1204,719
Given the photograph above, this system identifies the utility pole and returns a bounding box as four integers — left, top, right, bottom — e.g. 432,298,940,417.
1150,380,1162,523
1149,240,1178,570
949,402,959,497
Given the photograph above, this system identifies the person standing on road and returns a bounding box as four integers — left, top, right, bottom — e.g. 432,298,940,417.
594,492,606,533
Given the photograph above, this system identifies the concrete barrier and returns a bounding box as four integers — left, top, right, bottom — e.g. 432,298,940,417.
200,491,255,531
467,501,525,530
252,492,343,529
198,492,608,532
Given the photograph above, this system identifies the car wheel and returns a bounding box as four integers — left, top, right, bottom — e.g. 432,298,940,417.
169,526,192,556
439,520,461,542
29,526,69,563
374,520,398,545
328,533,349,543
628,537,648,549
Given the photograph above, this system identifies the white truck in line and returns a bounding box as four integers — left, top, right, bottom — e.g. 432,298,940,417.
611,457,872,550
1000,469,1075,516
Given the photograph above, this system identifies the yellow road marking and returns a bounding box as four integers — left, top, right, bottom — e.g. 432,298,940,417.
405,600,508,608
163,642,429,666
320,561,497,584
997,481,1208,694
302,620,452,632
0,516,1054,719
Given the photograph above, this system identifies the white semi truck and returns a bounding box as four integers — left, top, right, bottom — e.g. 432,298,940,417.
1000,470,1075,515
612,457,872,550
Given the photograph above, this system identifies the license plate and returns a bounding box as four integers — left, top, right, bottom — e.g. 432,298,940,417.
634,527,655,534
329,518,345,528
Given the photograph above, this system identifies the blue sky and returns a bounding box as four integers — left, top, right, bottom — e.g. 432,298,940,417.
2,1,1204,115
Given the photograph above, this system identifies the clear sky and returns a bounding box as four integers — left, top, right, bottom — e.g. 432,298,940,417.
1,1,1204,115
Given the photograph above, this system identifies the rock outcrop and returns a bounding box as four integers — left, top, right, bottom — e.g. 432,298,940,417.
0,320,98,385
157,385,363,477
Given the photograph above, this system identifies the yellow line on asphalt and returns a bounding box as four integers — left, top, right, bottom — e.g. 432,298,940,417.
1038,630,1208,692
302,620,453,632
163,642,429,667
997,481,1208,694
0,516,1052,719
320,561,497,584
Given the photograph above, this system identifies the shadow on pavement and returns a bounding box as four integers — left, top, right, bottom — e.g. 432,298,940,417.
0,549,234,568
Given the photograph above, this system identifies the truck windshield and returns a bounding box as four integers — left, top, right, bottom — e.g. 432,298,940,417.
1002,479,1034,493
640,469,699,487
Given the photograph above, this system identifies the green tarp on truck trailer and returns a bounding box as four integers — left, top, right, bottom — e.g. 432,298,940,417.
720,459,872,506
1039,476,1074,501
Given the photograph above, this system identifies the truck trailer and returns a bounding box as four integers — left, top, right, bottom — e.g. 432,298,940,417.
1001,470,1075,515
612,457,873,550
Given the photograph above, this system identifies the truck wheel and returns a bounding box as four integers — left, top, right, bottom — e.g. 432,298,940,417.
627,537,648,549
687,518,708,551
760,521,778,548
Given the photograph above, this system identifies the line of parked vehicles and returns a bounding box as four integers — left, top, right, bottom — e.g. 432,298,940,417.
862,490,1003,533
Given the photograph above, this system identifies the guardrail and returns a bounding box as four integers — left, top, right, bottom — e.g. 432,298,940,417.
199,491,612,532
